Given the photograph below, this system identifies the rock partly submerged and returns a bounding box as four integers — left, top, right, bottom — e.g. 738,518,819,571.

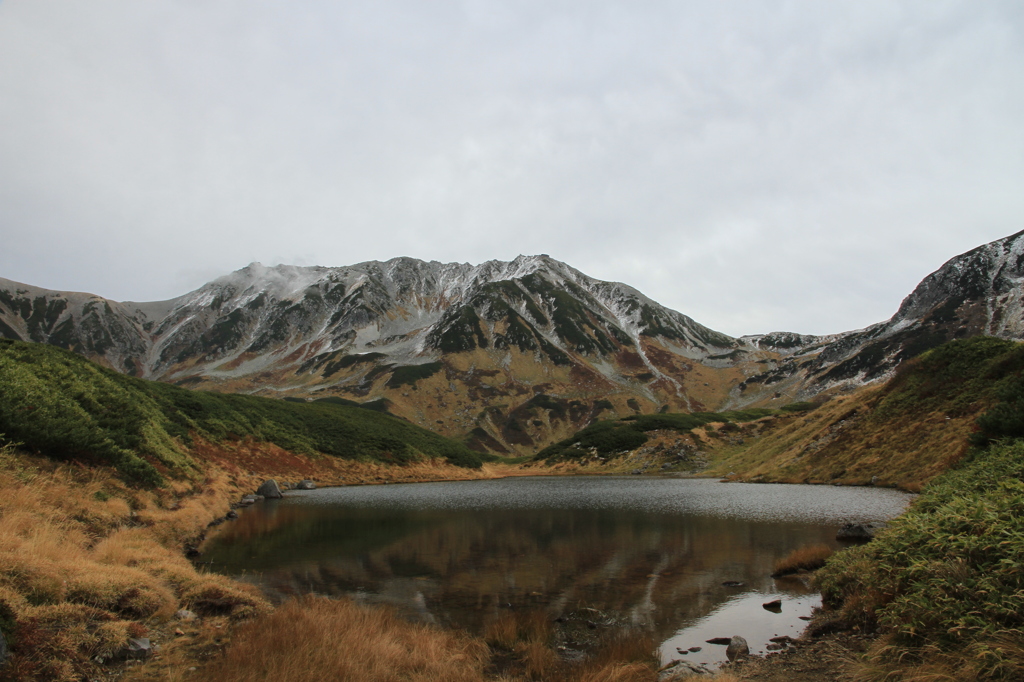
726,635,750,661
256,480,283,499
836,522,886,542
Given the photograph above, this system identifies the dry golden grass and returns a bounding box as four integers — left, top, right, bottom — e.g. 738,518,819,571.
849,631,1024,682
485,610,553,649
0,437,662,681
566,632,658,682
0,442,271,680
703,385,984,490
481,609,657,682
772,543,834,577
195,595,490,682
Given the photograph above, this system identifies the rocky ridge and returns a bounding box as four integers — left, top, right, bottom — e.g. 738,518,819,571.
3,231,1023,454
725,229,1024,407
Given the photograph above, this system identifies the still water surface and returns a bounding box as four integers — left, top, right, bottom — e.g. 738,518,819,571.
201,477,912,667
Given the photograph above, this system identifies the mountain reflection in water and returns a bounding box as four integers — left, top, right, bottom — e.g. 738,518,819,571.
200,477,912,665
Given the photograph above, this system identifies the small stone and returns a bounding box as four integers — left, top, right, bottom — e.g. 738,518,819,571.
688,646,701,652
175,628,185,636
726,636,749,661
226,510,238,520
763,599,783,612
175,609,198,621
297,480,317,490
706,637,732,645
123,638,153,660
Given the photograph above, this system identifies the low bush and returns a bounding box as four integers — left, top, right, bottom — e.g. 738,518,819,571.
385,362,444,388
536,409,775,462
817,440,1024,678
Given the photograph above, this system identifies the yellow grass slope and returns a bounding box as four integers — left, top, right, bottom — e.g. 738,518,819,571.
704,338,1024,490
703,386,980,491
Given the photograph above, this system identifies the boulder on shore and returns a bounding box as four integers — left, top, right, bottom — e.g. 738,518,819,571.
297,480,317,490
726,635,749,661
256,480,283,499
836,522,885,542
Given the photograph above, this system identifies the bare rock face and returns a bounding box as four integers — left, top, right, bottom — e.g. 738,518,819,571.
726,635,749,661
733,230,1024,405
5,232,1024,455
256,480,283,499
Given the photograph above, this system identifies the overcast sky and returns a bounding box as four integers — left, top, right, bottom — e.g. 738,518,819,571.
1,1,1022,337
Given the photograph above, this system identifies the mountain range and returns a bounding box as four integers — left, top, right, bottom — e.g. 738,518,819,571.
3,230,1022,454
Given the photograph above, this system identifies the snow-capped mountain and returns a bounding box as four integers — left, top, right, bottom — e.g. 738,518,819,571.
3,232,1023,454
0,255,753,453
726,229,1024,406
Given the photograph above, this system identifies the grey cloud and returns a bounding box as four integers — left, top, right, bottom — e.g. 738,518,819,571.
0,1,1022,336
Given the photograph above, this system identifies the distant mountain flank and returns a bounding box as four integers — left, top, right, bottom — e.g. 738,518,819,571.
0,255,757,453
3,231,1023,454
727,229,1024,407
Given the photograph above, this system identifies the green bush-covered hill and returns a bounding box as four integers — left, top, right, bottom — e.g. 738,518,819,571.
533,406,791,462
0,339,489,486
817,339,1024,678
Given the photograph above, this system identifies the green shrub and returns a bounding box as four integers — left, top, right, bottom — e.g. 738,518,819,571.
0,340,487,483
385,363,444,389
535,409,774,462
817,440,1024,676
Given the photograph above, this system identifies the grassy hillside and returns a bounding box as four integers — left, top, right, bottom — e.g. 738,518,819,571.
0,339,489,486
815,344,1024,679
705,337,1024,490
533,407,784,463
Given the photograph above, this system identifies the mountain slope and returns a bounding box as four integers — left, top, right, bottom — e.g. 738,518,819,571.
0,339,488,485
728,229,1024,407
3,232,1024,455
1,256,763,454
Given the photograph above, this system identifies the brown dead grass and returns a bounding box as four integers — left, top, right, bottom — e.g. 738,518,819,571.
0,442,270,680
704,385,984,490
482,609,657,681
772,544,834,577
0,436,662,681
850,632,1024,682
195,595,489,682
